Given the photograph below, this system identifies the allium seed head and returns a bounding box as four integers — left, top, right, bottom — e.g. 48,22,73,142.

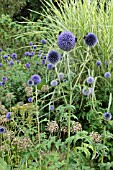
57,31,77,51
47,50,61,65
84,32,98,47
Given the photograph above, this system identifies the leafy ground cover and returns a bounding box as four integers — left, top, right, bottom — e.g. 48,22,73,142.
0,0,113,169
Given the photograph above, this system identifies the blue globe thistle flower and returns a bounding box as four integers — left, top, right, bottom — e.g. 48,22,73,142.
24,51,30,56
42,59,46,65
27,79,34,86
25,63,30,68
2,76,8,82
0,81,5,86
31,74,41,85
49,105,54,111
3,55,8,59
0,63,2,67
47,50,61,65
29,52,35,57
29,42,34,46
16,60,20,63
28,97,33,103
6,112,11,120
41,39,46,44
58,73,64,80
96,61,101,66
104,72,111,78
50,80,58,87
32,45,37,49
11,53,17,59
47,63,54,70
0,127,6,134
104,112,112,120
43,56,46,59
82,87,93,96
8,61,14,66
0,48,2,52
87,76,94,84
57,31,77,51
84,32,98,47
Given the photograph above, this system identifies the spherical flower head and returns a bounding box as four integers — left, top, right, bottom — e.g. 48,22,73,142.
8,61,14,66
0,81,5,86
47,63,54,70
29,52,35,57
0,48,2,52
17,60,20,63
49,105,54,111
6,112,11,120
43,56,46,59
57,31,77,51
3,55,8,59
84,32,98,47
104,72,111,78
27,79,34,86
24,51,30,56
31,74,41,85
11,53,17,59
2,76,8,82
87,76,94,84
29,41,34,46
104,112,112,120
0,127,6,134
82,87,93,96
58,73,64,80
96,61,101,66
41,39,46,44
28,97,33,103
0,63,2,67
32,45,37,49
42,59,46,65
50,80,58,87
47,50,61,65
25,63,30,68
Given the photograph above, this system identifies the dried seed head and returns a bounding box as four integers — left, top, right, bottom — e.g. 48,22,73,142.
71,121,82,133
90,131,101,143
46,121,59,133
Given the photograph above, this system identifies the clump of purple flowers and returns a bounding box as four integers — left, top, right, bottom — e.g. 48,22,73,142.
57,31,77,51
31,74,41,85
104,72,111,78
86,76,94,84
84,32,98,47
104,112,112,120
47,50,61,65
